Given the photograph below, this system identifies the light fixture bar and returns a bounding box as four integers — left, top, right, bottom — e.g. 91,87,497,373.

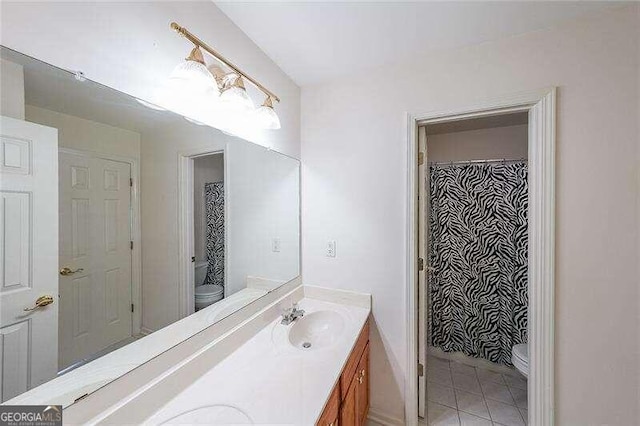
171,22,280,103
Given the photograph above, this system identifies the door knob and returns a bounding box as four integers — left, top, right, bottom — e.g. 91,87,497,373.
24,295,54,311
60,267,83,276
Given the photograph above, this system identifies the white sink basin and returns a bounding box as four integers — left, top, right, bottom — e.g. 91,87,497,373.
160,405,253,425
288,310,345,350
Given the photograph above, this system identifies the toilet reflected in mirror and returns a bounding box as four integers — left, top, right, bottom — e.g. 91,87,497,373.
195,262,224,310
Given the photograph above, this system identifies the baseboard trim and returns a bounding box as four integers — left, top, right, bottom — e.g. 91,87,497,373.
367,408,404,426
139,327,154,336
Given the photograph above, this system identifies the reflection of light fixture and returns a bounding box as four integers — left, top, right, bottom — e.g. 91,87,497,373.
219,73,254,111
135,98,166,111
255,96,281,129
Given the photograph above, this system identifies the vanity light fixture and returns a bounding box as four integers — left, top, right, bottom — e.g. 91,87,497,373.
169,22,281,130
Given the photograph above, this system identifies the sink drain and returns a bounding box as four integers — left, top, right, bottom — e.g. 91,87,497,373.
302,342,312,349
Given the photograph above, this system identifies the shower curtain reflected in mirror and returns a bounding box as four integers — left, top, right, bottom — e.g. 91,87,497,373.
204,181,224,288
428,161,528,366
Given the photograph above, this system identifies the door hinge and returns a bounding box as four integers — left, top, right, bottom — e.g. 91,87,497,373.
131,303,134,313
191,256,196,263
418,152,425,166
418,362,424,377
130,178,133,187
418,257,424,271
130,241,133,250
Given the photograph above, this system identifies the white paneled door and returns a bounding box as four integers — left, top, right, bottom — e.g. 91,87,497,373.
0,116,58,402
59,151,132,370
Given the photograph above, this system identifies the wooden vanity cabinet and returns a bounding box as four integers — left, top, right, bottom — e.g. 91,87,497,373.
317,318,370,426
355,343,370,424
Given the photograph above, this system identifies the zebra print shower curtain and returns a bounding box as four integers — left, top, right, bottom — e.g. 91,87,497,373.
428,162,528,366
204,182,224,288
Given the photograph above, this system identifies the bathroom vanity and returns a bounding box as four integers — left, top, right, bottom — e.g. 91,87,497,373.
61,286,371,424
317,318,369,426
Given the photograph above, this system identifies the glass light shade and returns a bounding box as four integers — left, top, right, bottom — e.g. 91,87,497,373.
219,86,254,111
135,98,166,111
254,104,281,129
169,60,218,93
156,58,220,117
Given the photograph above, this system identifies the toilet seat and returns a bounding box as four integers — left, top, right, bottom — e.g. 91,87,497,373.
512,343,528,378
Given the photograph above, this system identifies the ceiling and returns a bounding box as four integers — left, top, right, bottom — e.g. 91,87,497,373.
215,1,624,86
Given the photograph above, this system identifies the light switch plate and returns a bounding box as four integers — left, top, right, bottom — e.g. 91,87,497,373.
326,240,336,257
272,238,281,252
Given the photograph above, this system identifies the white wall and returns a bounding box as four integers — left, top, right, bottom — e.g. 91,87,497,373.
427,124,528,162
302,5,639,424
0,59,25,119
0,1,301,159
25,105,141,159
193,154,224,263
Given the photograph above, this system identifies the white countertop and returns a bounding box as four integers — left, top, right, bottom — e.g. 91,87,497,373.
138,297,370,425
8,287,268,408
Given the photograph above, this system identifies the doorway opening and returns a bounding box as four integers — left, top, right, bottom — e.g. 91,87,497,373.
419,113,529,425
177,148,227,318
405,88,556,426
192,153,225,312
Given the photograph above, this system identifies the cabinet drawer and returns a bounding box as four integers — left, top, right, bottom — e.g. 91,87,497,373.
341,317,369,400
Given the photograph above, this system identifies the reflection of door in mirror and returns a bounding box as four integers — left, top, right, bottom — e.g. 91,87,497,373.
58,151,133,371
0,116,59,402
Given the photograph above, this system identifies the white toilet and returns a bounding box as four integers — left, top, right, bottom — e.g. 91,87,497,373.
194,260,224,311
512,343,529,378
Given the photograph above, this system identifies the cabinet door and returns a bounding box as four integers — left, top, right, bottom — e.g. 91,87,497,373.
317,381,340,426
356,343,370,424
340,378,357,426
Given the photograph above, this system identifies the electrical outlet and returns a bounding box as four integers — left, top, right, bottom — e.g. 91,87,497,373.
272,238,281,252
326,240,336,257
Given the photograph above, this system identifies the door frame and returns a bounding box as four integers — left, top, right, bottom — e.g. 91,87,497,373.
58,148,142,336
405,87,556,425
177,146,227,318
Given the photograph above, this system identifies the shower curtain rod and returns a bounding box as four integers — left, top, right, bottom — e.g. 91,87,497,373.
428,158,526,166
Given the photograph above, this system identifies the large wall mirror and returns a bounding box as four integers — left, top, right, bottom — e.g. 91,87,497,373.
0,46,300,406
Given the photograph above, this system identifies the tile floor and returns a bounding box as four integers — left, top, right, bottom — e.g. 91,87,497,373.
426,355,528,426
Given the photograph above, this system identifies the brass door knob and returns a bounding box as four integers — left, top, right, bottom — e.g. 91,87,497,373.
24,295,54,311
60,267,84,276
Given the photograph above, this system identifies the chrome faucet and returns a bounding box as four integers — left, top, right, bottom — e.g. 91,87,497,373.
281,302,305,325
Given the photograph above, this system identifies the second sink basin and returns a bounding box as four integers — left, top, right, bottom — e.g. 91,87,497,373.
288,310,345,350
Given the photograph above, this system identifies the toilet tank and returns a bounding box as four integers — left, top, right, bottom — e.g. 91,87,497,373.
194,261,209,286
